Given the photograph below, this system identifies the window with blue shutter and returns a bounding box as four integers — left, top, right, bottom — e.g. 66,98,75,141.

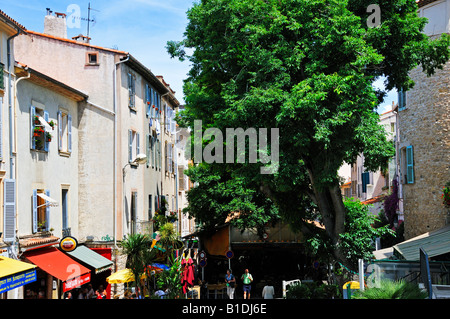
398,89,406,111
58,111,63,151
44,111,50,152
30,106,36,150
68,114,72,153
406,145,414,183
361,171,370,193
3,179,16,243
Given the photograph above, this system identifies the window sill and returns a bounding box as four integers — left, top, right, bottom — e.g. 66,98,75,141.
59,151,71,158
31,149,48,154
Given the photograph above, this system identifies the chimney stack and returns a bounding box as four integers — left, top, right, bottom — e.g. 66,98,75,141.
44,9,67,38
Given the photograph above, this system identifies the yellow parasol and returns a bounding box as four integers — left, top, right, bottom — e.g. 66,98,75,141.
106,269,147,284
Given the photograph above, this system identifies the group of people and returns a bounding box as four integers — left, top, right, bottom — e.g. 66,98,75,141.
64,284,107,299
224,268,275,299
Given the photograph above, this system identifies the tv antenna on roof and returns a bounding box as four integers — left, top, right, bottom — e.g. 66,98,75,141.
86,2,100,40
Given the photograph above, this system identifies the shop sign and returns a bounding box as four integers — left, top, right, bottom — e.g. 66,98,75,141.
0,269,37,294
59,236,78,252
63,273,91,292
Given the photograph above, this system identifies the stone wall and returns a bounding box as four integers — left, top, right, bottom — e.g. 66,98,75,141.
398,63,450,239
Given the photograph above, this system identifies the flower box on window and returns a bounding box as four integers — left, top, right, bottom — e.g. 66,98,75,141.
33,127,45,136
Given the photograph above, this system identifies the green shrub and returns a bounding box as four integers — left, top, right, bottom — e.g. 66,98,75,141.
285,282,341,299
353,280,428,299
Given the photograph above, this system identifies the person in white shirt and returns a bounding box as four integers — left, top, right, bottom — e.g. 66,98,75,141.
262,282,275,299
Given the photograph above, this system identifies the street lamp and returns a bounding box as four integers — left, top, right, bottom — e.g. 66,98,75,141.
123,153,147,178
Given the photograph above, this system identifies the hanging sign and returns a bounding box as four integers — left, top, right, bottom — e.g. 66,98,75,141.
59,236,78,252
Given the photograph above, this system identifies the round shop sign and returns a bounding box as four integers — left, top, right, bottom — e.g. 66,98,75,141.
199,251,206,260
59,236,78,252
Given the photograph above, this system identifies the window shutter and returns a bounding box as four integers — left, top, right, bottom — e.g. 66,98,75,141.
68,114,72,153
44,111,50,152
406,145,414,184
136,132,140,155
32,189,38,233
169,143,173,174
3,179,16,242
128,130,133,162
128,73,132,107
146,134,150,167
45,190,51,231
30,106,36,150
57,111,63,151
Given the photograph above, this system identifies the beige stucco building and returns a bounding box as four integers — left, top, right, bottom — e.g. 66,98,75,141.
13,11,190,254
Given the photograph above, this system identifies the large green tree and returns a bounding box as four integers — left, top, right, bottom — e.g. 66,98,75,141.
169,0,450,268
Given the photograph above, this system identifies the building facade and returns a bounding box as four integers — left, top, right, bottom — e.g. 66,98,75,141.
0,10,26,262
396,0,450,239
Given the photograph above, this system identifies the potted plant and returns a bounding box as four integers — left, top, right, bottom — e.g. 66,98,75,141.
48,120,56,130
46,132,52,142
33,127,45,137
37,220,46,232
34,115,40,125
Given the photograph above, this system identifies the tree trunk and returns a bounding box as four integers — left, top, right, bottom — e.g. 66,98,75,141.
307,168,352,269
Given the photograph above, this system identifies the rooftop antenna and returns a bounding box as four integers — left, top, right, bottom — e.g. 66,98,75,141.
86,2,99,41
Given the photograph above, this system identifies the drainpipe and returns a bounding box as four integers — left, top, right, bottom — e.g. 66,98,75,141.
113,54,129,273
7,28,21,179
6,27,22,300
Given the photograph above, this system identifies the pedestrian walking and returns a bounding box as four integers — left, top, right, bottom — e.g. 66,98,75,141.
262,281,275,299
225,269,236,299
240,269,253,299
86,284,95,299
95,285,107,299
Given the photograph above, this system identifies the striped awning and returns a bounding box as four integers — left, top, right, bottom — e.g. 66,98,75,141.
65,245,113,274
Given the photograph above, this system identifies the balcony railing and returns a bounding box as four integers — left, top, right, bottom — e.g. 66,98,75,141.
130,220,153,236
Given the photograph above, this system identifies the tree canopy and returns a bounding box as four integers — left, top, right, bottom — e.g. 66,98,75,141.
169,0,450,268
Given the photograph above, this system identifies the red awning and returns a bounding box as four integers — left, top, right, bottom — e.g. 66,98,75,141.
23,247,91,292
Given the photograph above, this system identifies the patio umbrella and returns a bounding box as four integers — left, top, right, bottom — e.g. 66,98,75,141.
106,269,147,284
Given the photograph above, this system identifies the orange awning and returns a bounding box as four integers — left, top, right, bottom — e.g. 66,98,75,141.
23,247,91,292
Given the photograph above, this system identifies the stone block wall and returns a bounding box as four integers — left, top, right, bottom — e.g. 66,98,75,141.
398,63,450,239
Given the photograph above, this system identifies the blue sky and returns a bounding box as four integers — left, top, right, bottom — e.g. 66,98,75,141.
0,0,397,111
0,0,194,103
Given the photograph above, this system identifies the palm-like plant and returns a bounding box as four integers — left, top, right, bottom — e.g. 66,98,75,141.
121,233,155,298
159,222,183,258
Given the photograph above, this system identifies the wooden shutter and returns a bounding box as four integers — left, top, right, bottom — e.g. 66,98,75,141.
32,189,38,233
406,145,414,184
3,179,16,242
